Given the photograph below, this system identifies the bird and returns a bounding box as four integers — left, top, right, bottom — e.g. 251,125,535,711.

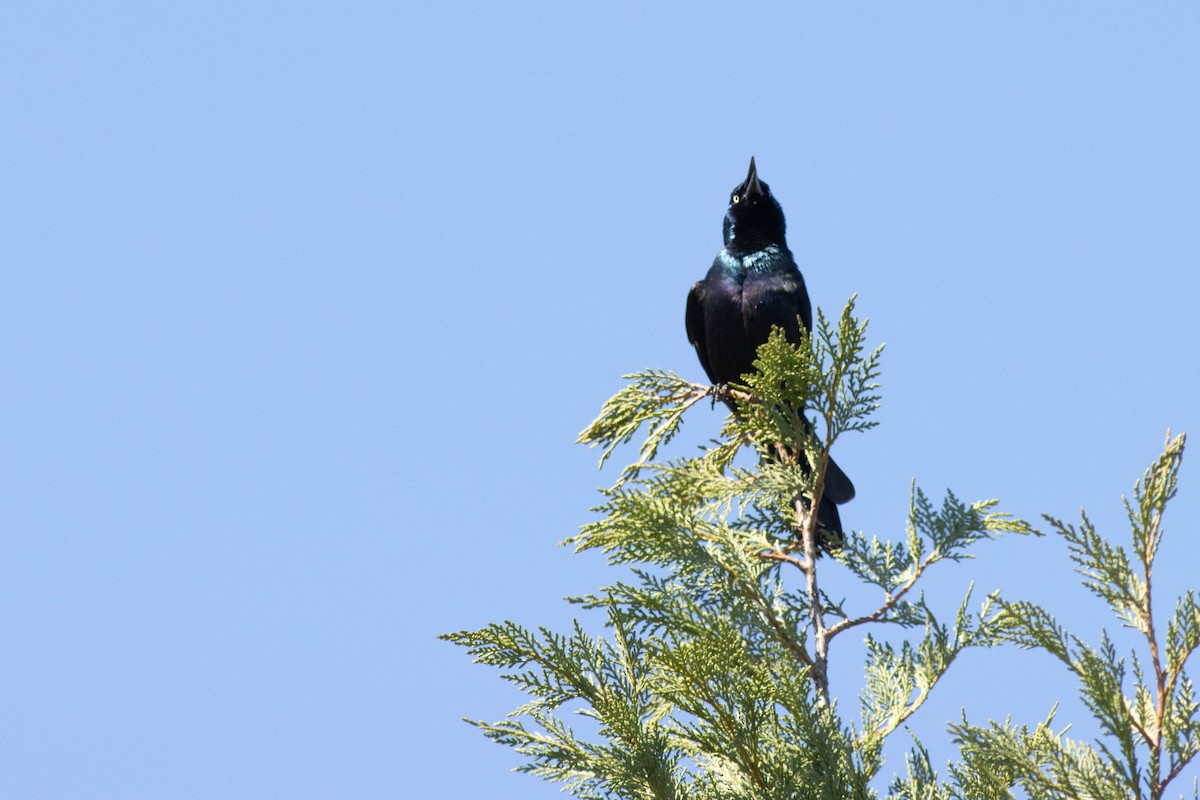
685,157,854,550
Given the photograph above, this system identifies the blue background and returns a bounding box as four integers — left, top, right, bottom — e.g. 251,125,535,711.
2,3,1198,797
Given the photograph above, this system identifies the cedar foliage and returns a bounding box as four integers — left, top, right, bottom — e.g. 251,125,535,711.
444,299,1197,798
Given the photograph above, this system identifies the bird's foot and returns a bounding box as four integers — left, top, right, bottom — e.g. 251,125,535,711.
710,383,728,409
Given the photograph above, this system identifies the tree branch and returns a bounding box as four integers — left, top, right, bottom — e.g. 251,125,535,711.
804,442,832,706
826,556,930,641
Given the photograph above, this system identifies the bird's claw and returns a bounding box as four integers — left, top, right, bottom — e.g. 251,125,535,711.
710,382,728,409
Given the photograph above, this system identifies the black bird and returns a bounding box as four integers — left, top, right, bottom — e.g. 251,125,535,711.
686,157,854,546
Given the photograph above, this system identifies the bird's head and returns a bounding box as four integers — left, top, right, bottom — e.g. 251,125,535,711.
723,157,787,249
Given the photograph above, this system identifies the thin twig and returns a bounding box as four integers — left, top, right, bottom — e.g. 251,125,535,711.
1143,497,1166,797
758,549,810,573
750,591,814,669
826,559,930,640
804,440,832,706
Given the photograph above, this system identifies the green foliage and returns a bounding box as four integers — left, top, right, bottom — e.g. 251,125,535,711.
952,433,1200,800
579,368,706,486
443,614,689,800
446,297,1200,798
730,301,882,470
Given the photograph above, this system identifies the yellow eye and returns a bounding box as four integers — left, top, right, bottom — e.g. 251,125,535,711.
732,194,741,204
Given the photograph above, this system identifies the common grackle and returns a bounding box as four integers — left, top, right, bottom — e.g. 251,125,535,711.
686,157,855,549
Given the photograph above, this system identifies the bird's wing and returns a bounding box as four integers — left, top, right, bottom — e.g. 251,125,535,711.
744,271,810,347
685,280,716,383
795,271,813,335
780,268,813,338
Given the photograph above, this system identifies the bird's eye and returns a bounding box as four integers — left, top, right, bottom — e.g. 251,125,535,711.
731,194,741,204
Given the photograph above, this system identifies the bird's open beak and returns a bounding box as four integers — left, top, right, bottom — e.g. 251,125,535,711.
743,157,763,199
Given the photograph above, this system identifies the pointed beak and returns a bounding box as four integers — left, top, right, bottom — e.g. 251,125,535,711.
743,156,763,199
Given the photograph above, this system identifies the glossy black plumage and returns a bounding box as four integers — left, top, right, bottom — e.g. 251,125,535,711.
686,158,854,546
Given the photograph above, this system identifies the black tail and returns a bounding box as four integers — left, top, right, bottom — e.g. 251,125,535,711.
823,454,855,505
726,397,856,555
816,495,844,555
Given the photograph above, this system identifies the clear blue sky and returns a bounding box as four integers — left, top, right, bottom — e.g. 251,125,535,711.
2,3,1198,798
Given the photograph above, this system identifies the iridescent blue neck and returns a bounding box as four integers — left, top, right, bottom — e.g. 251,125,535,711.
716,245,785,278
